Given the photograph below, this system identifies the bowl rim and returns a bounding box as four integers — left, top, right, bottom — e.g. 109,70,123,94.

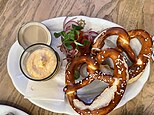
19,43,60,81
17,21,52,49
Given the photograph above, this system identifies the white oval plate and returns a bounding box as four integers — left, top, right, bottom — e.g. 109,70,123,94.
0,104,28,115
7,16,150,115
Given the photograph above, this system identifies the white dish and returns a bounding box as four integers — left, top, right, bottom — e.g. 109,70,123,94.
0,104,28,115
7,16,150,115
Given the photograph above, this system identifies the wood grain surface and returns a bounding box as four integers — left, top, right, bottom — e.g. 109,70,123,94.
0,0,154,115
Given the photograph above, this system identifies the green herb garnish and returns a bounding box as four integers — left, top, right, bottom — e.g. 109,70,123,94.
54,24,89,50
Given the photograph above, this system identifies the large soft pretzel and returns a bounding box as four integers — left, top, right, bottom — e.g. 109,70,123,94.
92,27,136,62
128,29,152,83
64,49,128,115
92,27,152,83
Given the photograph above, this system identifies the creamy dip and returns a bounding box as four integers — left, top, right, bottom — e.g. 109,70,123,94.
26,48,57,79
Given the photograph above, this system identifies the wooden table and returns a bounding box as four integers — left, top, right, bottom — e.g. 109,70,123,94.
0,0,154,115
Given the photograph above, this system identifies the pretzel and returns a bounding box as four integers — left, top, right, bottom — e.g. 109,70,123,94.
64,49,128,115
92,27,152,83
92,27,136,62
128,29,152,83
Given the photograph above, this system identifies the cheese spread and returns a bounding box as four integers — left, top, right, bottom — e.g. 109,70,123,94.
26,48,57,79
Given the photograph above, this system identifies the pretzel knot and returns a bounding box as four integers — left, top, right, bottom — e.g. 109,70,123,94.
64,49,128,115
128,29,152,83
92,27,152,83
92,27,136,62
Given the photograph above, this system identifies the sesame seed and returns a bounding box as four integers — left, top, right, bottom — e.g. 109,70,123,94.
120,89,124,93
116,92,121,95
95,61,98,63
64,87,67,91
118,69,122,74
119,78,122,80
68,71,71,74
117,66,120,68
121,84,124,88
137,67,140,70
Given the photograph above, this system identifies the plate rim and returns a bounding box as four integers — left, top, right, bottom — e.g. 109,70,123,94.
0,104,28,115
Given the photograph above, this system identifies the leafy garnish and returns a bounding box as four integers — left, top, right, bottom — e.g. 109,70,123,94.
72,24,83,30
74,41,84,46
54,17,98,80
54,32,61,38
83,39,90,46
63,41,73,50
54,24,88,50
